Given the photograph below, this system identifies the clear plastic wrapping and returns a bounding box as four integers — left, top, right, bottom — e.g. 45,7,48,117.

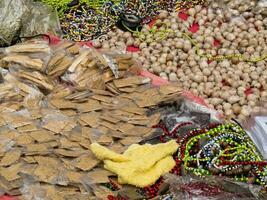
242,101,267,159
164,173,263,200
0,0,61,47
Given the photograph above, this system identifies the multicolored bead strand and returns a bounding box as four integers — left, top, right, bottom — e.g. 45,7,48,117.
181,123,267,188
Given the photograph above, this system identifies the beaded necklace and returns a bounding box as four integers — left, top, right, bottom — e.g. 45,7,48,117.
180,123,267,188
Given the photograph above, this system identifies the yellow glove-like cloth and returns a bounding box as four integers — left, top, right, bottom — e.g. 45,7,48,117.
90,140,178,187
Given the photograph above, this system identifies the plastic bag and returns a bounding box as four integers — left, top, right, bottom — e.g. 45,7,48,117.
164,173,263,200
242,101,267,159
0,0,61,47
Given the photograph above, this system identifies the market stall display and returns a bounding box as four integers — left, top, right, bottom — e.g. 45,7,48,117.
0,39,185,199
0,0,267,200
40,0,207,41
95,3,267,120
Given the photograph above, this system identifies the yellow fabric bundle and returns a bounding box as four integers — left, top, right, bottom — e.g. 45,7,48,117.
90,140,178,187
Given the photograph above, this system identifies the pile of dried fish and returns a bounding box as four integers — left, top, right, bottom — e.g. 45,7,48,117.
0,40,182,199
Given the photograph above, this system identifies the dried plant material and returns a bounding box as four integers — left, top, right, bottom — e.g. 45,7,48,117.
80,112,100,128
49,99,76,109
112,110,135,119
106,82,121,95
47,52,65,72
34,165,59,183
61,158,76,171
97,135,113,146
100,121,118,131
56,41,74,50
17,124,38,133
62,123,77,134
79,139,91,149
48,57,73,77
0,163,23,181
113,76,151,88
18,71,54,91
16,82,41,97
118,87,137,93
59,138,81,149
50,86,72,99
61,109,77,117
56,185,80,195
125,126,153,137
120,106,146,115
100,113,120,124
73,153,100,171
34,156,60,167
118,123,135,134
0,117,6,127
3,113,32,129
2,55,44,71
147,113,161,127
68,50,90,73
92,50,108,68
43,141,59,148
29,110,42,120
65,91,92,101
92,185,114,199
159,84,182,95
109,130,125,139
54,149,85,158
68,131,83,142
120,137,142,146
0,130,18,141
65,171,84,184
66,44,80,55
90,89,113,97
85,76,106,90
22,156,36,164
81,127,92,139
9,177,23,190
127,119,151,126
87,169,114,184
0,150,21,166
25,144,49,156
43,120,68,134
134,95,162,108
5,43,50,54
78,100,102,113
29,130,56,143
14,133,34,146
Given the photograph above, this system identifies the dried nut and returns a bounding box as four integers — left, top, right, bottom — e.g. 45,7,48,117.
228,96,240,104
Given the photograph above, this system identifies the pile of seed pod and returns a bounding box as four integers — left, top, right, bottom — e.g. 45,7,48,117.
93,3,267,120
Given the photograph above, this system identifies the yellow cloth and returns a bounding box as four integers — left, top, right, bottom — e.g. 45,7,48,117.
90,140,178,187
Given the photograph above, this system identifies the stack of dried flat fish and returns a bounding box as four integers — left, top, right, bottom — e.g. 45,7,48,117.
0,39,182,199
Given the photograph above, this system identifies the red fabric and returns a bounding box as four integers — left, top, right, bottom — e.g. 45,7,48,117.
245,88,253,96
0,195,17,200
189,23,199,33
79,41,93,48
213,39,221,47
181,91,209,107
178,12,189,21
126,45,140,52
148,18,157,28
48,34,61,45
